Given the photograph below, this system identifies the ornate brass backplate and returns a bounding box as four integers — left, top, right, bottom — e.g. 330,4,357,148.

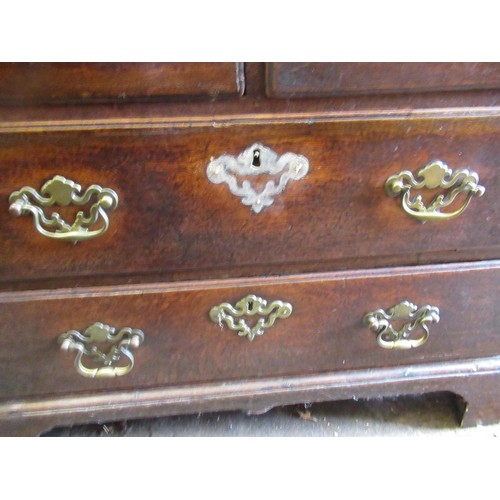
385,160,485,222
58,322,144,378
9,175,118,242
206,143,309,213
209,294,293,341
363,301,440,350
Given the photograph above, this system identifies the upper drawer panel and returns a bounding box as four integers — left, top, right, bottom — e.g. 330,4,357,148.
0,116,499,287
267,63,500,98
0,63,242,104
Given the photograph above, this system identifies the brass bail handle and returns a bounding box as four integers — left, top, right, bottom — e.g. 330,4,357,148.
363,301,440,350
9,175,118,243
58,322,144,378
385,160,485,222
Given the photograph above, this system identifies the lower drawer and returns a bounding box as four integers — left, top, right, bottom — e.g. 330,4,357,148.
0,261,498,401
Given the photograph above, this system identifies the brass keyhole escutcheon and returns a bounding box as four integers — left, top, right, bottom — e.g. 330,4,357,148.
206,143,310,213
209,294,293,341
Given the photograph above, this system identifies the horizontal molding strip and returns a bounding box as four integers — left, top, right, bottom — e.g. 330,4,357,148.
2,355,500,419
2,107,500,133
0,260,498,304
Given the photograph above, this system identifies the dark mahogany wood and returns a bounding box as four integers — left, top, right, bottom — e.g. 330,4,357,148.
457,373,500,426
267,63,500,98
1,63,499,436
0,63,243,104
2,354,500,435
2,91,500,132
1,115,499,289
0,261,498,403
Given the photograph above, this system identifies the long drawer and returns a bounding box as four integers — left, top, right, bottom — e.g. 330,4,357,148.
1,116,498,287
0,261,498,401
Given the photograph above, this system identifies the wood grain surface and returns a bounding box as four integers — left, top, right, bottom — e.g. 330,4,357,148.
0,115,498,288
0,261,498,401
267,63,500,97
1,63,500,435
0,63,242,104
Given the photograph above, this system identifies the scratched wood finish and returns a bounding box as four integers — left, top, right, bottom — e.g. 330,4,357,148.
3,357,500,435
1,63,500,435
267,63,500,98
1,115,499,288
0,63,242,104
0,261,498,401
2,90,500,130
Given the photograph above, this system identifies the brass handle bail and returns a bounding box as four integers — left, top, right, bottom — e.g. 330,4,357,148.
9,175,118,242
385,160,485,222
363,301,440,350
58,322,144,378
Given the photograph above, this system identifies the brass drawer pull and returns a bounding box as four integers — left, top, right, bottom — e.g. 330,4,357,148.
363,301,440,350
385,160,485,222
58,322,144,378
9,175,118,243
209,294,293,341
206,143,309,213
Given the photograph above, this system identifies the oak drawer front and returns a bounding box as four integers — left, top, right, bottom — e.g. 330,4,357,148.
1,116,499,286
266,63,500,98
0,63,242,104
0,261,498,400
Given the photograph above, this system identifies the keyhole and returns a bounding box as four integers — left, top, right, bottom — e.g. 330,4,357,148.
248,301,254,312
252,149,261,167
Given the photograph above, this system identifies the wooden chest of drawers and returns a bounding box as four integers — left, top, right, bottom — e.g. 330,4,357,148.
1,62,499,436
